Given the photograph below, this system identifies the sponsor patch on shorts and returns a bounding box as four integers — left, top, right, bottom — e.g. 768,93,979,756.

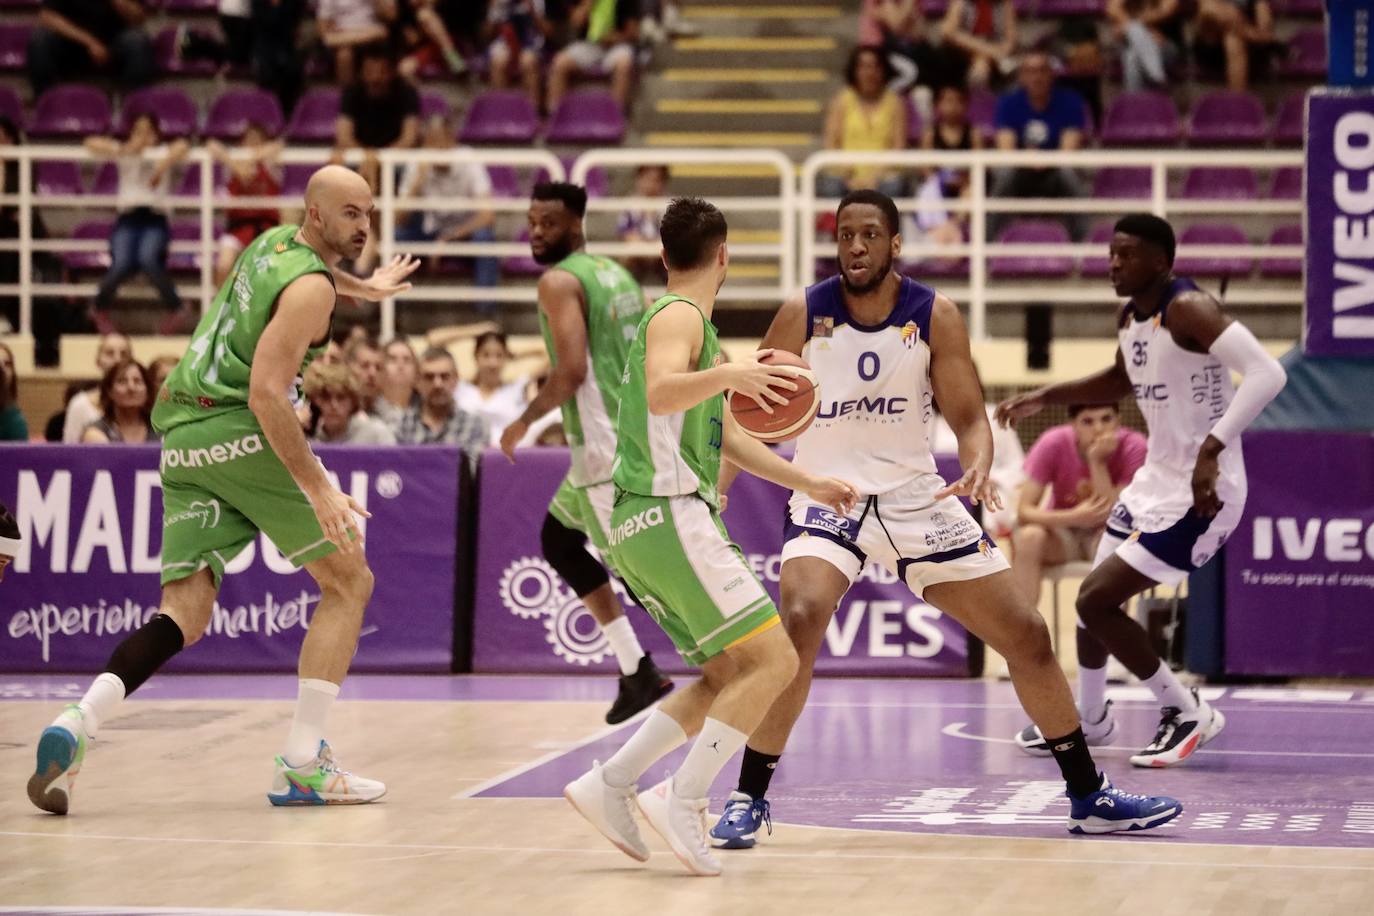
800,506,858,541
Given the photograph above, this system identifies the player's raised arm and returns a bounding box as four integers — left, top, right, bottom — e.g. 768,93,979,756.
928,295,1000,509
995,347,1134,428
501,270,589,458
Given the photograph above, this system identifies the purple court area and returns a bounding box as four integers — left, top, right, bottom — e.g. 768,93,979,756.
4,674,1373,849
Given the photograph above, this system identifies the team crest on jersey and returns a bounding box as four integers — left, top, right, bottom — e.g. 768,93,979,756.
812,316,834,338
978,539,993,557
900,321,919,348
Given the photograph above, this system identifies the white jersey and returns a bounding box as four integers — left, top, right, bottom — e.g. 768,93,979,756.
793,276,939,496
1116,276,1246,532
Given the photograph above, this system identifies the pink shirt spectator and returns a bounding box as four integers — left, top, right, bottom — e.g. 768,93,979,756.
1023,424,1147,510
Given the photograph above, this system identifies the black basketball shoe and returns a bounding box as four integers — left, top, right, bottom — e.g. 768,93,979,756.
605,653,674,724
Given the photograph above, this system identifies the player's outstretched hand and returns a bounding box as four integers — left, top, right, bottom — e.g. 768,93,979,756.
805,476,859,516
499,420,528,463
994,390,1046,428
935,466,1003,510
724,349,801,415
356,254,421,301
308,486,372,554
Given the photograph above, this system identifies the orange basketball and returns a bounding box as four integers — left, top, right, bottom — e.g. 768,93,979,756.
728,351,820,443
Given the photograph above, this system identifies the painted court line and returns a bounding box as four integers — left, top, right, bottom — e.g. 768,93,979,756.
941,722,1374,758
2,831,1370,872
450,718,635,799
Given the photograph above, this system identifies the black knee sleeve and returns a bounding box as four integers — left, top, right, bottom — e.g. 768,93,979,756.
540,512,611,598
105,613,185,696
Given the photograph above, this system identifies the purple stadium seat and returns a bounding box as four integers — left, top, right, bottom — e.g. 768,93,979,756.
1181,167,1257,200
118,87,199,139
545,91,625,145
484,165,524,198
1188,91,1266,146
1272,92,1305,147
281,164,314,196
969,89,996,142
419,91,451,121
918,0,950,14
167,221,206,272
989,220,1073,278
35,161,82,196
154,26,218,76
1080,223,1116,278
204,89,284,140
1092,167,1151,199
1260,225,1303,279
1100,91,1180,146
1278,28,1327,79
286,88,341,143
1270,167,1302,200
0,23,29,71
1271,0,1323,15
29,85,111,138
177,163,228,196
535,159,609,198
162,0,218,10
1037,0,1102,13
1174,223,1252,276
0,86,25,130
460,91,539,144
503,227,543,277
64,221,113,272
90,161,118,195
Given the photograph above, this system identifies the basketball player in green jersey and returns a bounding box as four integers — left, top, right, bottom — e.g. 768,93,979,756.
27,166,419,815
563,197,858,876
500,182,673,724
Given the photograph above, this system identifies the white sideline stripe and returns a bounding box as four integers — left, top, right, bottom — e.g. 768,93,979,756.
941,721,1374,758
2,830,1370,872
448,717,638,799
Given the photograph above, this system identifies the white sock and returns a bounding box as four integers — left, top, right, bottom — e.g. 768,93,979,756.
283,678,340,767
1076,644,1109,722
601,709,687,788
69,672,125,738
1143,662,1198,713
602,615,645,676
673,718,748,800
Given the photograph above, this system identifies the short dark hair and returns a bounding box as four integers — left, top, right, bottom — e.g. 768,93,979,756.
359,42,394,66
844,44,894,88
531,182,588,218
660,197,728,271
473,330,510,357
837,189,900,237
419,346,457,367
1114,213,1176,267
1068,402,1120,417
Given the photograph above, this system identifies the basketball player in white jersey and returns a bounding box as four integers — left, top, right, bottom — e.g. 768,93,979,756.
999,214,1286,767
710,191,1183,848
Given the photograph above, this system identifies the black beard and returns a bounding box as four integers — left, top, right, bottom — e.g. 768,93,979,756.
841,260,892,295
532,238,574,265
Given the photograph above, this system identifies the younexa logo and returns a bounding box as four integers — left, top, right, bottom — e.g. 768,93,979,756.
608,506,665,546
1327,110,1374,340
817,396,908,419
1252,517,1374,561
160,433,264,470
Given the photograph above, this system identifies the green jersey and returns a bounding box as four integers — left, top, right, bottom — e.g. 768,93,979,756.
612,295,723,507
541,251,644,487
153,225,333,434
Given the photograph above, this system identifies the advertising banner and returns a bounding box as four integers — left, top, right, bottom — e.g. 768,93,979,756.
0,445,459,673
1224,431,1374,676
472,448,971,676
1305,90,1374,357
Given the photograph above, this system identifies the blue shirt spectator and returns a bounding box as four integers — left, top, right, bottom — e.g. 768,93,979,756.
994,54,1086,151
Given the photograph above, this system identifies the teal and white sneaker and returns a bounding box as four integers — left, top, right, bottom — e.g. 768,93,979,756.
28,704,90,815
267,741,386,806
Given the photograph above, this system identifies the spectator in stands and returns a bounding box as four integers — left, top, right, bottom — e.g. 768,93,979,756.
991,52,1087,238
0,502,19,582
345,337,385,412
317,0,391,83
1010,403,1146,604
617,164,669,280
455,331,537,446
303,362,397,444
939,0,1018,90
149,354,180,396
321,340,347,367
254,0,308,115
486,1,551,105
1192,0,1275,91
335,44,422,189
62,332,131,443
0,342,26,441
1,117,54,338
397,347,490,463
1056,17,1104,127
909,84,980,265
396,114,499,311
85,113,193,335
176,0,253,75
81,358,158,444
27,0,155,97
207,123,284,287
547,0,641,116
1106,0,1185,92
393,0,471,80
374,337,420,432
873,0,967,119
819,46,909,200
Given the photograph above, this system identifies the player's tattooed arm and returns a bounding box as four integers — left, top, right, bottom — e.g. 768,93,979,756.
995,347,1133,427
759,293,808,357
928,295,1001,509
502,270,588,460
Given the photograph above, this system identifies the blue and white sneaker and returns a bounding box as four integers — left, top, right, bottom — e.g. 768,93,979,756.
709,791,771,849
27,704,90,816
1068,774,1182,835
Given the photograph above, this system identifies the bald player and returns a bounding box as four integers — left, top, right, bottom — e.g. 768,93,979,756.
27,166,420,815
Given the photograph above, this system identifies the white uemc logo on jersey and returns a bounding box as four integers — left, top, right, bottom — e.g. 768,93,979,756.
498,557,629,666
